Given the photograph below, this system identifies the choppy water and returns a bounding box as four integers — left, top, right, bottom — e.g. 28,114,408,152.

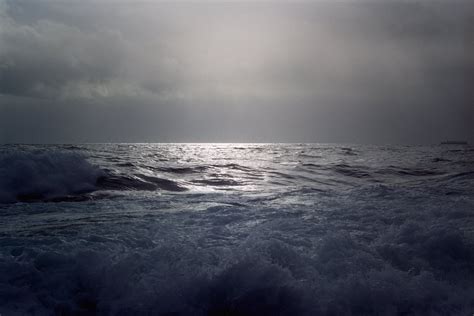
0,143,473,315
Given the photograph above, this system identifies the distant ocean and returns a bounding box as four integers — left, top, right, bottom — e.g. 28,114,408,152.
1,143,473,315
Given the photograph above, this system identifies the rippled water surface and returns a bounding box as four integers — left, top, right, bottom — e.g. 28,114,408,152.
1,143,473,315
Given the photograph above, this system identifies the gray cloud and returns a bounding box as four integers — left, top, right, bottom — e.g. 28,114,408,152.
0,2,132,98
0,0,473,143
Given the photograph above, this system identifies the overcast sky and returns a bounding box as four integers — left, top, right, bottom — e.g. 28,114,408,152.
0,0,472,144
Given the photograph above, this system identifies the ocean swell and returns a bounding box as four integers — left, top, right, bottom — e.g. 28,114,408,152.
96,173,187,192
0,144,473,314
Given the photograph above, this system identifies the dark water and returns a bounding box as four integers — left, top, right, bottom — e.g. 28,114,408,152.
0,144,473,315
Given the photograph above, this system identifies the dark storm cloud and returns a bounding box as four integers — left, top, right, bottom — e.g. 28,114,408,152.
0,0,473,143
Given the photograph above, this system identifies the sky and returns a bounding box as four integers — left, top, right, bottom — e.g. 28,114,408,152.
0,0,473,144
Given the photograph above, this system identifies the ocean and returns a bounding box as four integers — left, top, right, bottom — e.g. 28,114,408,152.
0,143,473,315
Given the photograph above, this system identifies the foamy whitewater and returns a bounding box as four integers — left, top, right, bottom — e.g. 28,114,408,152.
0,144,473,315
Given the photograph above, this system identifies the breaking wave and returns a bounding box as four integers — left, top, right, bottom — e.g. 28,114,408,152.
0,151,103,203
0,151,193,203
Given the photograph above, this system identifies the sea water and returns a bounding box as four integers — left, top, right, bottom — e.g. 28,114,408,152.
0,143,473,315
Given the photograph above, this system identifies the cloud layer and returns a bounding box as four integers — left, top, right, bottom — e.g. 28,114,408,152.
0,0,473,143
